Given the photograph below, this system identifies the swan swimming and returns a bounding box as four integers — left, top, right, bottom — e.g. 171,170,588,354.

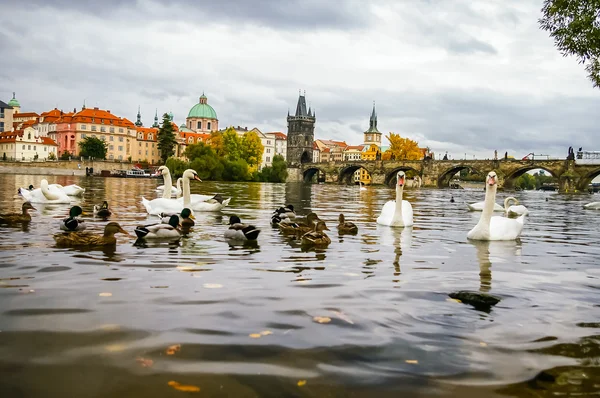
376,170,414,227
18,179,72,204
467,171,525,241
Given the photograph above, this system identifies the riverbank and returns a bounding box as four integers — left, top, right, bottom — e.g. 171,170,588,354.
0,160,133,176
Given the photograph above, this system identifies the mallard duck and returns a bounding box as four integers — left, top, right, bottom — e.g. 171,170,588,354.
271,204,296,225
224,215,261,241
337,214,358,234
54,222,129,247
134,214,181,240
301,221,331,247
279,212,321,235
160,208,195,227
94,201,111,217
0,202,36,224
60,206,86,231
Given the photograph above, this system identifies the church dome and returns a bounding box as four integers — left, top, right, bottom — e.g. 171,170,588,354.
187,93,217,120
8,93,20,108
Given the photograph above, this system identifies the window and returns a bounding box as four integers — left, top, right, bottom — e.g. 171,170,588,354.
266,156,270,162
197,121,202,129
188,137,193,143
109,145,114,150
138,150,141,155
28,133,31,140
145,142,148,147
100,126,106,132
109,154,114,159
109,136,114,141
138,133,143,139
100,136,106,141
118,146,123,151
81,134,86,138
81,124,87,130
110,127,115,133
22,145,25,150
91,126,97,131
152,143,155,148
118,155,123,160
148,134,152,140
0,121,4,132
44,147,47,151
28,145,31,150
266,148,271,153
119,136,123,142
207,122,211,130
267,140,271,145
33,146,36,150
145,150,148,155
119,128,123,133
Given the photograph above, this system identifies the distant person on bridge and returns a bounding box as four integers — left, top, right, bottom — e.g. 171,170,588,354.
443,152,448,160
504,151,508,160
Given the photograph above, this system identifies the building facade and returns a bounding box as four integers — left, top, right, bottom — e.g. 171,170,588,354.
286,92,315,167
0,126,58,161
0,99,14,133
266,132,287,161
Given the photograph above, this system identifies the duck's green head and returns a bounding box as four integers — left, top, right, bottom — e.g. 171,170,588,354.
180,208,194,220
69,205,84,217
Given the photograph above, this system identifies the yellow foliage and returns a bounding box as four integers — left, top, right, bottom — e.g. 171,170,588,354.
168,381,200,393
385,133,422,160
382,151,392,161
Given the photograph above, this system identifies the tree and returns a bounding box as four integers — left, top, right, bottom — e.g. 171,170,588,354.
78,137,108,159
222,127,242,161
209,131,226,158
185,142,222,180
386,133,422,160
241,131,264,169
48,152,56,160
258,154,288,182
515,173,536,190
539,0,600,88
60,151,72,160
165,157,188,178
157,113,177,163
222,158,250,181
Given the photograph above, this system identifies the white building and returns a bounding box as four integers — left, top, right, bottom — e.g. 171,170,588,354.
266,132,287,161
0,126,58,161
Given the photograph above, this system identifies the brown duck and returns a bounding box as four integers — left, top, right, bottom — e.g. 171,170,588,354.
54,222,129,247
301,221,331,247
337,214,358,234
0,202,36,224
279,212,322,235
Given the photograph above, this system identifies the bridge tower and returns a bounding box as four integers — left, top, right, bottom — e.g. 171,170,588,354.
286,91,316,167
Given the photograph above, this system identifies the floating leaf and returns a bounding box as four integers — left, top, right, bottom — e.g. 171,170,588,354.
100,324,120,332
249,333,262,338
99,292,112,297
479,342,488,347
105,344,126,352
405,360,418,364
203,283,223,289
168,381,200,393
446,298,461,303
297,380,307,387
136,357,154,368
313,316,331,324
166,344,181,355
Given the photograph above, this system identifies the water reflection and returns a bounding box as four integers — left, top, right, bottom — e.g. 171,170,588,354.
470,240,521,293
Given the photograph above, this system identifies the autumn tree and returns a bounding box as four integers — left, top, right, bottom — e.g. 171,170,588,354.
157,113,177,163
78,136,108,159
209,131,226,158
539,0,600,88
241,131,264,169
222,127,242,160
385,133,422,160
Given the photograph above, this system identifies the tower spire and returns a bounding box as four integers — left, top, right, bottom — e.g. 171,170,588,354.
135,105,143,127
152,109,159,128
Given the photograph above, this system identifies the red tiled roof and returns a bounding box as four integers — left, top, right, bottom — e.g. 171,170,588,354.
345,145,365,150
71,108,135,128
267,132,287,140
0,131,58,146
135,127,159,141
13,112,40,118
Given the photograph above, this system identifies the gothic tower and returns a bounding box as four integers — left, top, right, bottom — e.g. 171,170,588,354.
135,106,143,127
363,102,382,147
286,91,316,167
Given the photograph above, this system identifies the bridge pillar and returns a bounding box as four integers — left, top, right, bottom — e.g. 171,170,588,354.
371,171,386,185
286,167,303,183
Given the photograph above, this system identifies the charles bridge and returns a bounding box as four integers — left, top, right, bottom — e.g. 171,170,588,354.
286,158,600,192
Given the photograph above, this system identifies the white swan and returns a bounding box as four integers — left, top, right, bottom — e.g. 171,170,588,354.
467,201,504,212
359,182,367,191
504,197,529,216
156,178,182,197
377,170,414,227
18,179,72,204
141,169,201,215
583,202,600,210
51,184,85,196
467,171,525,241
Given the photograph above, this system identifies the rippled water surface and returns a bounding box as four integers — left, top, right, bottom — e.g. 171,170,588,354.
1,173,600,397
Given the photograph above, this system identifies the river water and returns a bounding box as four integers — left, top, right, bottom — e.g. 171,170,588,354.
0,174,599,397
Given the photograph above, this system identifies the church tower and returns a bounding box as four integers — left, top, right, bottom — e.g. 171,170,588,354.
135,106,143,127
363,102,382,147
286,91,316,167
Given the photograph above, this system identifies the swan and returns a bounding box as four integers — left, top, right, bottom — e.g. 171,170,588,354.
50,184,85,197
504,197,529,216
18,179,72,204
377,170,414,227
467,200,504,212
224,215,261,241
359,182,367,191
583,202,600,210
467,171,525,241
156,178,181,196
141,169,201,215
184,193,231,212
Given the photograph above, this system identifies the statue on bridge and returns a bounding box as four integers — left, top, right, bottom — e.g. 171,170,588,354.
567,146,575,160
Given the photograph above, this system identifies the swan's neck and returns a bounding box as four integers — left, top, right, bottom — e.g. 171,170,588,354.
182,177,191,207
504,196,517,209
40,180,59,200
162,172,173,199
478,183,497,230
390,184,404,226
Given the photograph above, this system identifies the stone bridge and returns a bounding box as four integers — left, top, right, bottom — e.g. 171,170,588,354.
287,159,600,192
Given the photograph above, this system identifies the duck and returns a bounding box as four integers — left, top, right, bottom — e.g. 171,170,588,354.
0,202,36,224
583,202,600,210
93,201,112,218
54,222,129,247
301,221,331,247
271,204,296,225
279,212,322,235
377,170,414,227
134,214,181,240
467,171,525,241
224,215,261,241
504,197,529,217
60,205,86,231
18,179,72,204
160,208,195,227
337,214,358,234
450,196,455,203
141,169,202,215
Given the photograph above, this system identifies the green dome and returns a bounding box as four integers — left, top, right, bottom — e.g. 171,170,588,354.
8,93,20,108
187,94,217,120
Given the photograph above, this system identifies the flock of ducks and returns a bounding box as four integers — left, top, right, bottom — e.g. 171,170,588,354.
2,168,600,249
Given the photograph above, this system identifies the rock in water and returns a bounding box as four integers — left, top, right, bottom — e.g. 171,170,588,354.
448,290,501,312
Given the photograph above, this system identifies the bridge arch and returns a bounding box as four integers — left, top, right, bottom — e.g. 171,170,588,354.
576,167,600,191
437,165,484,188
384,166,420,187
302,167,326,183
503,166,559,190
338,164,373,185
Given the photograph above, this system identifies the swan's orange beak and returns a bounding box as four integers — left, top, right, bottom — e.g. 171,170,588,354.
487,176,496,185
194,175,202,182
397,176,405,186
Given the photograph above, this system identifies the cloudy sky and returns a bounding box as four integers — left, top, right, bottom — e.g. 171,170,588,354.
1,0,598,159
